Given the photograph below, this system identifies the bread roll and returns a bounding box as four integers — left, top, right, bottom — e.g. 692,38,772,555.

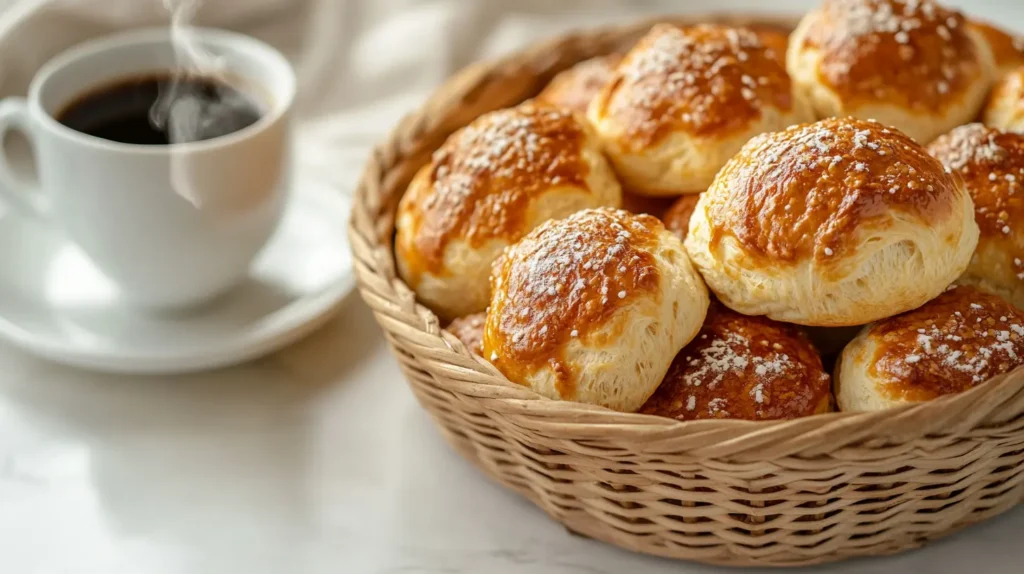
685,117,979,326
446,313,485,356
928,124,1024,308
640,304,832,421
969,19,1024,77
395,102,622,320
836,285,1024,411
788,0,990,143
588,23,811,196
984,66,1024,133
662,194,701,241
536,54,623,116
483,208,709,412
749,24,791,57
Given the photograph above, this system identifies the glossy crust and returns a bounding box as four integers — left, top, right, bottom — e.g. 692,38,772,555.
787,0,990,143
970,19,1024,76
662,194,702,241
536,54,623,115
640,304,832,421
984,66,1024,133
928,124,1024,308
837,286,1024,411
685,117,979,326
589,23,811,196
395,102,622,320
483,208,710,412
750,24,791,57
446,313,486,356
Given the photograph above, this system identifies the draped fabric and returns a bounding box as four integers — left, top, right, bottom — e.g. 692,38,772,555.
0,0,1020,196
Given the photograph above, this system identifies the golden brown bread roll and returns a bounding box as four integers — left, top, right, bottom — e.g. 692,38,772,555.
483,207,709,412
661,194,701,241
446,313,486,356
588,23,811,196
788,0,991,143
640,304,832,421
969,19,1024,76
984,66,1024,132
395,102,622,320
928,124,1024,308
836,285,1024,411
685,117,979,326
749,24,791,57
536,54,623,116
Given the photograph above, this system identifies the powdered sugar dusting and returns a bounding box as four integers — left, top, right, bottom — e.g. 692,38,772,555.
873,286,1024,398
710,117,957,263
805,0,980,110
487,208,662,394
606,23,791,145
640,306,830,421
928,124,1024,239
408,103,590,270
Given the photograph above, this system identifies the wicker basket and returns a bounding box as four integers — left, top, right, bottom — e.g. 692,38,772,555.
348,14,1024,567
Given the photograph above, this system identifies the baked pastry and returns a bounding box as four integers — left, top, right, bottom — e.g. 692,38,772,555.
661,194,701,241
446,312,486,356
836,285,1024,411
395,102,622,320
984,66,1024,133
928,124,1024,308
536,54,623,116
788,0,991,143
685,117,979,326
749,23,791,57
483,208,709,411
969,19,1024,76
588,23,811,196
640,304,832,421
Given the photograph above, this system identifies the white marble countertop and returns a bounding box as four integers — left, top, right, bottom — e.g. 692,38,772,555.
0,295,1022,574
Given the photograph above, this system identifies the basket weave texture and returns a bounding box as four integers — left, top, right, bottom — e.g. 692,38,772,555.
348,14,1024,567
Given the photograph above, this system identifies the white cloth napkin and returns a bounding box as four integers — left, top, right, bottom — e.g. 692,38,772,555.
1,0,1023,196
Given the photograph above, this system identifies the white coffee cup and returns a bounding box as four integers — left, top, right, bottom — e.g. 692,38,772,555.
0,28,295,310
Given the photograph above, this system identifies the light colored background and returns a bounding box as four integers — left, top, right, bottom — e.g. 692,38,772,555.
2,1,1024,573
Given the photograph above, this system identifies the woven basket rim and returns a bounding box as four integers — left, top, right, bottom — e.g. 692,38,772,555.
348,13,1024,453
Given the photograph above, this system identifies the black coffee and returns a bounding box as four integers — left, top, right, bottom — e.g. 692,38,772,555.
57,74,263,145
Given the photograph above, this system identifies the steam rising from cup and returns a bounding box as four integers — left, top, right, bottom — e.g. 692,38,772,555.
154,0,261,208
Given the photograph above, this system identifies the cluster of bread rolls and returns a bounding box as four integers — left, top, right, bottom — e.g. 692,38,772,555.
396,0,1024,421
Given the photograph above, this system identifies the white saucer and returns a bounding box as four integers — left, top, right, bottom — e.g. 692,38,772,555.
0,178,354,375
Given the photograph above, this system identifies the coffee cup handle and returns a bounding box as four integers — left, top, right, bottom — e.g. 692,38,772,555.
0,98,47,220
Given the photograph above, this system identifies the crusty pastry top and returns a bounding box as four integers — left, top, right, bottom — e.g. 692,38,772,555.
485,208,661,398
928,123,1024,240
798,0,983,112
866,286,1024,401
641,304,830,421
591,23,793,150
705,117,960,263
749,23,791,57
537,54,623,115
398,103,592,275
986,67,1024,127
971,19,1024,72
